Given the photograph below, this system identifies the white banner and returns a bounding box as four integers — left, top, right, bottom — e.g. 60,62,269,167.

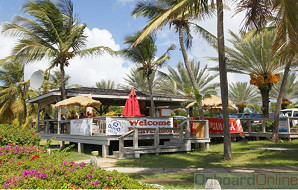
70,118,93,136
106,117,174,135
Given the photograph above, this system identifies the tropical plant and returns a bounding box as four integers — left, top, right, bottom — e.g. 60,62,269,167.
228,82,260,113
157,60,219,97
1,0,115,100
131,0,217,112
121,67,157,92
131,0,232,159
96,79,117,89
0,61,37,126
270,72,298,109
209,30,285,118
235,0,297,143
121,31,175,117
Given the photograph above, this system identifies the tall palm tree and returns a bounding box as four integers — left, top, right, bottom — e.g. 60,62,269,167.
1,0,115,100
228,82,260,113
121,67,157,92
211,30,285,118
157,60,219,97
96,79,117,89
131,0,217,107
0,62,36,126
121,31,175,117
235,0,297,142
131,0,233,159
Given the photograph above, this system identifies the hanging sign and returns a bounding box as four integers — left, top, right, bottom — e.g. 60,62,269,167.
106,117,174,135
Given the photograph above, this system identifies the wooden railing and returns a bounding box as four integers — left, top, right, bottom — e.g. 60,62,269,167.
117,118,210,158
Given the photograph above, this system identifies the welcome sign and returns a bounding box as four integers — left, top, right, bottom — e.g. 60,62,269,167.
106,117,174,135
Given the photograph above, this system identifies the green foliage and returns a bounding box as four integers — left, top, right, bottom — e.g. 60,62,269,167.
0,144,157,189
0,124,40,146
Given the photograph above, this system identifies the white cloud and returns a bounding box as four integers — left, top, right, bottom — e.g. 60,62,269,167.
0,25,130,87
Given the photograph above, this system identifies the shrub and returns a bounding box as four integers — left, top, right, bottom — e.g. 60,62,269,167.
0,124,40,146
0,144,157,189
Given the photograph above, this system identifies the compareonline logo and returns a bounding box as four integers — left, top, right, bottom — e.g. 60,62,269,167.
194,173,298,189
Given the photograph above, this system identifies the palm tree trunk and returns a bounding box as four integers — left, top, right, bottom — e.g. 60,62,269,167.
217,0,232,160
259,88,270,118
178,25,204,119
146,73,155,117
60,63,67,100
272,58,292,143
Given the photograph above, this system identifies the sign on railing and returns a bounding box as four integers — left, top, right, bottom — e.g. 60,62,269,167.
70,118,93,135
106,117,173,135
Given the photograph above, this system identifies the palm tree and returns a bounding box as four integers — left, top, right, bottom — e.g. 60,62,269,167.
121,31,175,117
1,0,115,100
96,79,117,89
131,0,233,159
157,60,219,98
121,67,157,92
228,82,260,113
211,30,285,118
270,73,298,109
0,61,36,126
131,0,217,108
235,0,297,142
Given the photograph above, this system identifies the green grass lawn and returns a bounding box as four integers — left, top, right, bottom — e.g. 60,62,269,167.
117,139,298,168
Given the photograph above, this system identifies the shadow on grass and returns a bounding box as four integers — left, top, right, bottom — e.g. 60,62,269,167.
117,151,223,168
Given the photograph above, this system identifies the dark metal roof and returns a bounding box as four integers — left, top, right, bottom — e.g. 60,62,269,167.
28,87,187,108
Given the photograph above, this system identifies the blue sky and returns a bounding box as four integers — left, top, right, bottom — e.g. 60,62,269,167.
0,0,249,87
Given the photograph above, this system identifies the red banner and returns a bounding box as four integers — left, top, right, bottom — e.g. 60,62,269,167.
206,118,243,134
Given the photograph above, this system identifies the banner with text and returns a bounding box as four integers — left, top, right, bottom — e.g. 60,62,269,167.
106,117,173,135
70,118,93,136
206,118,243,133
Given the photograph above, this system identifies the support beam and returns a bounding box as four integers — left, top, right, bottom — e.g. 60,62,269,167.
78,143,83,153
37,103,41,133
102,145,109,158
119,137,124,159
57,108,61,134
133,128,138,149
60,141,65,149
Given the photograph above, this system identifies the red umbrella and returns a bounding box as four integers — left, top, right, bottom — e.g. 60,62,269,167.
122,88,141,117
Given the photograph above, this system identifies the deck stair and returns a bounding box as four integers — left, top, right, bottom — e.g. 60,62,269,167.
109,119,209,159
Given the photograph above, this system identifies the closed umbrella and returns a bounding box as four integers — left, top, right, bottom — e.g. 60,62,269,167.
122,88,141,117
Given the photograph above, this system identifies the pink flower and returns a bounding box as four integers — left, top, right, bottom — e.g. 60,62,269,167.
71,184,74,187
75,187,79,189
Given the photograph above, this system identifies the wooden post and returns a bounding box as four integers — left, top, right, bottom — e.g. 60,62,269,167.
57,108,61,134
102,145,108,158
119,137,124,159
287,117,291,134
248,119,252,133
46,121,49,133
37,103,41,133
205,120,210,150
186,119,190,138
179,125,183,143
78,143,83,153
60,141,65,149
262,119,266,133
133,128,138,149
154,127,160,147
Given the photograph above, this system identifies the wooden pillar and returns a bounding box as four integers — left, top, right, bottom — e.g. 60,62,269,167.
205,120,210,150
119,137,124,159
60,141,65,149
154,127,160,155
46,121,49,133
102,145,109,158
186,119,190,138
37,103,41,133
57,108,61,134
133,128,138,149
179,125,183,143
78,143,83,153
262,119,266,133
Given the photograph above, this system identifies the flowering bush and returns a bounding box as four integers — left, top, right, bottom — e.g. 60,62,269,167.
0,144,157,189
0,124,40,146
